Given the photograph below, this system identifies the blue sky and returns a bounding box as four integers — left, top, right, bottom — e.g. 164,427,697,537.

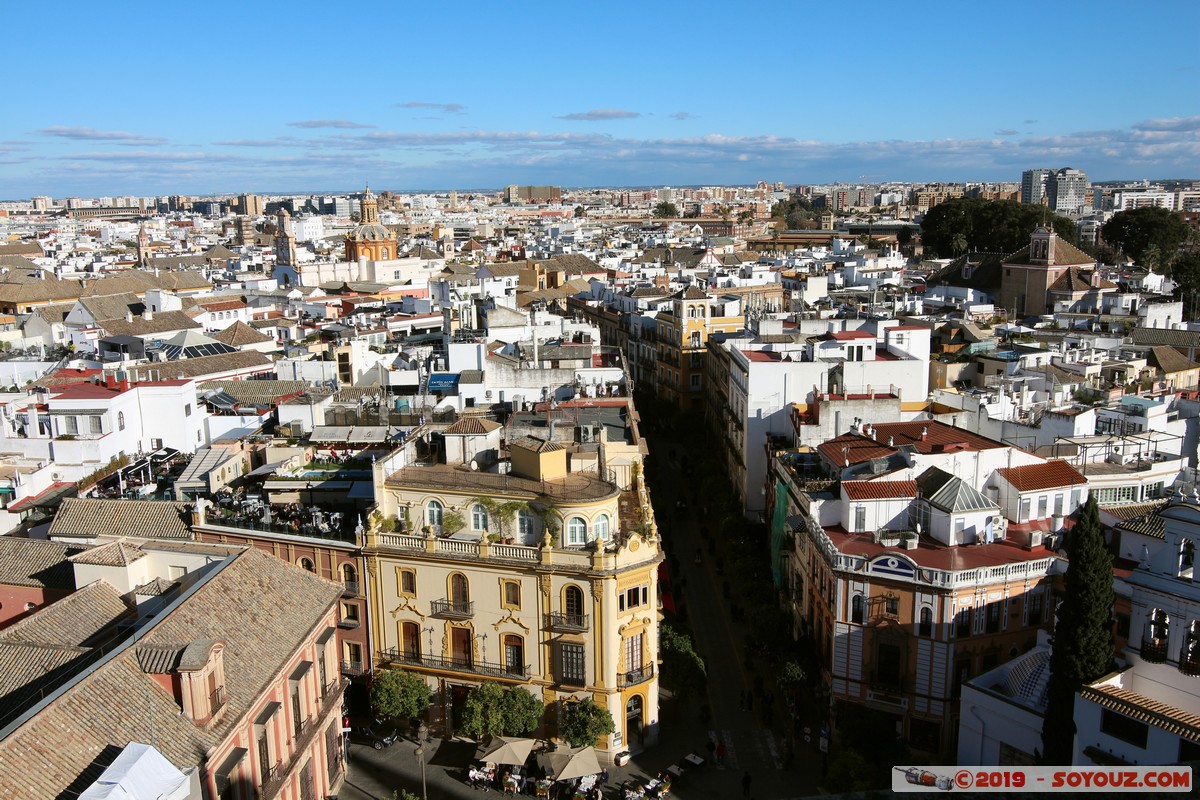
3,0,1198,198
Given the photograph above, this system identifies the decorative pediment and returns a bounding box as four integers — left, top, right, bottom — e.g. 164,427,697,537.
389,598,426,620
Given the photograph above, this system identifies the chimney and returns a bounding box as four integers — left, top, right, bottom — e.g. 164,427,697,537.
142,309,153,321
888,435,895,447
125,310,134,323
105,373,116,389
921,426,928,441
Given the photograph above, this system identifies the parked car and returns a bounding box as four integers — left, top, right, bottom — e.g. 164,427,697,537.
350,722,400,750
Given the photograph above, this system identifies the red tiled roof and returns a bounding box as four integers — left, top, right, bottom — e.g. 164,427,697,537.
49,383,129,400
996,459,1087,491
822,525,1058,571
830,330,874,341
197,299,246,311
842,480,918,500
818,421,1006,467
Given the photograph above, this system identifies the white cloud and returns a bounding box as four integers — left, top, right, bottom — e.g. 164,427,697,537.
39,126,165,145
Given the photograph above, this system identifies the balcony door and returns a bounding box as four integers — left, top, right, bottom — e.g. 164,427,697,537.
451,627,472,667
402,622,421,661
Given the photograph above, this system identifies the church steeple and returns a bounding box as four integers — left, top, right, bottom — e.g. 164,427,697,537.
359,184,380,225
136,225,149,268
1029,226,1057,266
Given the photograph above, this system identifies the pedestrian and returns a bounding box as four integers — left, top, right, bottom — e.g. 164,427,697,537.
716,738,726,765
742,770,753,797
706,738,716,761
599,767,608,785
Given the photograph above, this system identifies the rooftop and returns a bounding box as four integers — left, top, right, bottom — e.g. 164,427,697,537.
386,462,619,504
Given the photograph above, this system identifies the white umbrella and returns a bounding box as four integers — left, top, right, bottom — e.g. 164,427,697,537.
539,746,602,782
476,736,536,766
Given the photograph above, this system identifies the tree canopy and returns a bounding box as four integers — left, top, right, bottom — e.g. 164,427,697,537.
1172,251,1200,318
371,669,432,721
1101,206,1192,273
659,621,707,700
1041,497,1114,764
559,698,615,748
460,682,546,739
920,198,1077,258
771,196,818,230
653,201,679,219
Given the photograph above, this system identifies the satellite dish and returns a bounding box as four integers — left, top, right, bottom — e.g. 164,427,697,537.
470,459,479,471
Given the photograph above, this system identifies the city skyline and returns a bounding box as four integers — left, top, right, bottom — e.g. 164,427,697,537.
2,0,1198,198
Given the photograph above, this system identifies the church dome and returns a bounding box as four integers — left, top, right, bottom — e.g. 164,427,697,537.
350,222,392,242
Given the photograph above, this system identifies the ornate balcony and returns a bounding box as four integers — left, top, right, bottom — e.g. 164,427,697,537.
546,612,589,632
431,598,474,619
617,663,654,688
379,647,528,681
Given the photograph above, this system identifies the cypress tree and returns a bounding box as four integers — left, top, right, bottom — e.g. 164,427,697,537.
1041,496,1114,764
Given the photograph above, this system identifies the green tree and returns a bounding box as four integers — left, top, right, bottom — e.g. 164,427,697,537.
1041,497,1114,764
824,749,874,792
500,686,546,736
920,198,1077,257
1171,251,1200,318
574,205,586,218
653,201,679,219
461,681,507,739
371,669,432,721
659,621,707,699
559,698,615,748
461,682,546,738
1101,206,1191,272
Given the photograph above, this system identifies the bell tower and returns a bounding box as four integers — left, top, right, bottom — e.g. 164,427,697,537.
137,225,149,268
275,208,296,267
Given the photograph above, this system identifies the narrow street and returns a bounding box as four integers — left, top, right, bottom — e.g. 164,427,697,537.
644,424,824,800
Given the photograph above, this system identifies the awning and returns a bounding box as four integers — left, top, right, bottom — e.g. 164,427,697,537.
347,482,374,500
7,482,77,513
247,460,287,477
427,373,459,391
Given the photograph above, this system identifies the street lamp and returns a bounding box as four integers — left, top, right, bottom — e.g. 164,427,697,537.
415,723,430,800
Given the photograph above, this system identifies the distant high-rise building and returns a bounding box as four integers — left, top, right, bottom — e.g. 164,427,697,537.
31,196,52,211
1021,168,1053,206
234,193,264,216
503,185,562,203
1022,167,1089,214
1049,167,1089,214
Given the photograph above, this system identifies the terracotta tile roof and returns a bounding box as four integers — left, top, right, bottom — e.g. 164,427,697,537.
1078,683,1200,743
1003,236,1096,268
1148,345,1200,376
842,480,918,500
99,310,204,337
821,421,1004,466
0,580,130,648
69,539,147,567
996,460,1087,491
511,435,565,453
1102,500,1169,521
822,524,1058,572
126,350,272,380
1131,328,1200,349
0,549,341,797
196,299,246,312
49,498,193,541
443,417,503,435
829,330,874,340
0,537,86,589
211,320,272,346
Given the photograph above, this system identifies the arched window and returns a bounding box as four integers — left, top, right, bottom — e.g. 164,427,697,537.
1181,539,1195,578
1144,608,1170,663
341,563,357,591
567,516,588,546
298,557,315,573
919,607,933,637
381,248,389,259
851,594,864,624
518,509,536,543
565,585,585,626
117,411,125,431
426,500,443,528
594,514,610,541
504,634,524,676
1183,621,1200,676
450,573,470,604
472,503,489,531
401,621,421,660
